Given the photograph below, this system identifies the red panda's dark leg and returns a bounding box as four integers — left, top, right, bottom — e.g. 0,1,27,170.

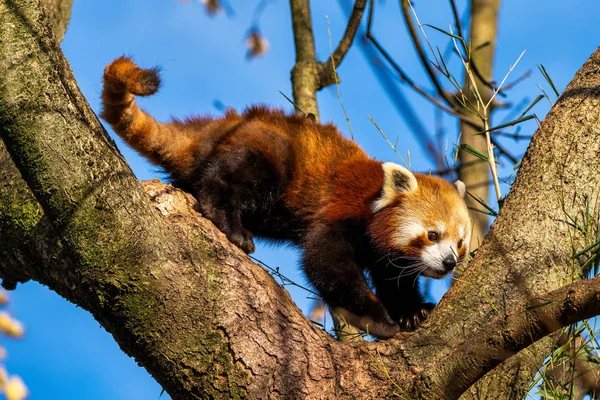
191,138,290,254
194,175,256,254
370,265,434,330
302,221,399,338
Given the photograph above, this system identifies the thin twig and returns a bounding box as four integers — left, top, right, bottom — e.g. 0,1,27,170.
250,255,318,296
368,116,410,168
483,119,502,201
364,0,482,130
401,0,455,107
326,17,354,140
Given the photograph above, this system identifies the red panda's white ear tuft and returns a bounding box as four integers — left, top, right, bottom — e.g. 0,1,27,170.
372,162,418,212
454,180,466,198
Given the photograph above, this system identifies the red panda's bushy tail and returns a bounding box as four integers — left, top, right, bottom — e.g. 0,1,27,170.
101,56,195,174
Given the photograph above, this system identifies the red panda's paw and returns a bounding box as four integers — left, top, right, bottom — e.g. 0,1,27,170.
398,302,435,330
333,307,399,339
229,228,256,254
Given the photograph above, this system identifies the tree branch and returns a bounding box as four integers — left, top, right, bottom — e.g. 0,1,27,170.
3,0,600,398
289,0,320,118
458,0,499,252
39,0,73,42
413,277,600,399
317,0,366,88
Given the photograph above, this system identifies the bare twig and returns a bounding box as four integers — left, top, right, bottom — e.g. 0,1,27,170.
364,0,482,130
318,0,367,88
400,0,455,107
326,17,354,140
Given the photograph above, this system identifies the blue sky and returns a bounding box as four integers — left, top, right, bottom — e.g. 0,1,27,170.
3,1,600,399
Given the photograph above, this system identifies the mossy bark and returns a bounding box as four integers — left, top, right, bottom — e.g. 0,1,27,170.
2,0,600,398
407,47,600,399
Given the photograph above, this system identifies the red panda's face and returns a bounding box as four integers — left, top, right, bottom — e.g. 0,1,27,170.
369,163,471,279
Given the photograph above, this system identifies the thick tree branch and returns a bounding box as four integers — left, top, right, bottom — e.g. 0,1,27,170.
2,0,600,398
289,0,320,118
0,1,392,397
39,0,72,42
414,277,600,399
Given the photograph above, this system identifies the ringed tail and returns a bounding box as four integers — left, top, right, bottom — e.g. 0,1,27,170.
101,56,196,174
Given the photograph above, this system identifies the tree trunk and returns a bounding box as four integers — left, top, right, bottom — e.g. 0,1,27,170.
2,0,600,398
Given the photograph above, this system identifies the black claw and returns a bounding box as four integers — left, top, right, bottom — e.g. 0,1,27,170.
412,314,420,327
397,303,437,331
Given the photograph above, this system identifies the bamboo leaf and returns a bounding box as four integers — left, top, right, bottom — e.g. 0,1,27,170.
475,115,535,135
466,191,498,216
538,64,560,97
519,95,544,119
279,90,305,114
424,23,464,42
572,240,600,259
457,143,488,162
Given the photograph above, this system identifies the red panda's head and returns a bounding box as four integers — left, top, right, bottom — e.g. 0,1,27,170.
368,163,471,279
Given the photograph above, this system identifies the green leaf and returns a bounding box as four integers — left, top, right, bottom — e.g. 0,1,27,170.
279,90,305,114
525,300,553,310
538,64,560,97
475,114,535,135
572,240,600,259
466,191,498,216
457,143,488,161
518,95,544,119
424,24,464,42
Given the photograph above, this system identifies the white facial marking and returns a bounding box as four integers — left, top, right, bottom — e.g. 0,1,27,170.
436,222,446,235
459,226,464,240
392,220,424,247
420,240,457,278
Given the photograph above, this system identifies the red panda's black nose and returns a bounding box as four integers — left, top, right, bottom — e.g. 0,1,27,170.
442,255,457,271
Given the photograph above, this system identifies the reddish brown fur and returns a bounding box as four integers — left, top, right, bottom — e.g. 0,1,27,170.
369,174,469,255
100,57,470,339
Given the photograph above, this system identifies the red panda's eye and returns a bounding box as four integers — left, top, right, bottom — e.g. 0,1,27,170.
427,231,439,242
458,239,464,248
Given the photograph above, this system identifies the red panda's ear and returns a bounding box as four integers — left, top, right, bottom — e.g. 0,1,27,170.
372,163,418,212
454,180,466,198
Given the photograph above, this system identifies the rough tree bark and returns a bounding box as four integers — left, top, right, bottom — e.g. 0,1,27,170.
1,0,600,398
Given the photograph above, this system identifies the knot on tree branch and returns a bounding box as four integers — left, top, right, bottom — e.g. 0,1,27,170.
317,61,341,90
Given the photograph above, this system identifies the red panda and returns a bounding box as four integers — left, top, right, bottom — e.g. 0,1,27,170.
101,56,471,339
